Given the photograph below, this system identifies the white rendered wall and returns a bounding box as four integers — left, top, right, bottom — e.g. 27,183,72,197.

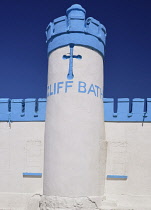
0,121,151,209
0,122,44,209
44,45,106,197
105,122,151,209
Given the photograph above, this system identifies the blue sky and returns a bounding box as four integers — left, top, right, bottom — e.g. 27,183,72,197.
0,0,151,99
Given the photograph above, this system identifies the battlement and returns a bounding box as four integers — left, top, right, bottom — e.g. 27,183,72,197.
46,4,106,56
104,98,151,122
0,98,46,122
0,98,151,122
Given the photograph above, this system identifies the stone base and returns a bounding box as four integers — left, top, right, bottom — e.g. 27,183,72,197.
39,195,104,210
39,195,151,210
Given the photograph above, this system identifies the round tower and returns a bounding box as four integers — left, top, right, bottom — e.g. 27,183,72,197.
42,4,107,208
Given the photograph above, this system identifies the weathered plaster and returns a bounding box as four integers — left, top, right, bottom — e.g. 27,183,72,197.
39,195,103,210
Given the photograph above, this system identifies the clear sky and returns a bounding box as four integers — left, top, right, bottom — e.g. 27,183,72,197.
0,0,151,99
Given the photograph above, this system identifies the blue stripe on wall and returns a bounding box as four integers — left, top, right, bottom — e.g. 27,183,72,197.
107,175,128,179
23,173,42,176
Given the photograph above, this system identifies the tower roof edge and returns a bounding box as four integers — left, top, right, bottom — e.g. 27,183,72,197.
46,5,106,56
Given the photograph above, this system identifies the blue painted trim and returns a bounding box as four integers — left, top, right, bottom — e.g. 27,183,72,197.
107,175,128,179
0,98,9,102
23,173,42,176
46,4,106,56
0,98,151,122
103,98,150,122
0,98,46,122
66,4,86,17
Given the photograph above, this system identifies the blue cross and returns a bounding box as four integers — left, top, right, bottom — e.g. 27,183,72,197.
63,44,82,80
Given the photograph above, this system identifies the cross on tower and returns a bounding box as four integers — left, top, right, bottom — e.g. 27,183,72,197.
63,44,82,80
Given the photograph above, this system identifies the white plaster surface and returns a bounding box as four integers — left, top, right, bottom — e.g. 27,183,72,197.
44,46,106,197
0,122,44,209
0,193,41,210
104,122,151,209
0,113,151,209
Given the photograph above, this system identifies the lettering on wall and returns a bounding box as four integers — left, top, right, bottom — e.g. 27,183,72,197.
47,81,103,99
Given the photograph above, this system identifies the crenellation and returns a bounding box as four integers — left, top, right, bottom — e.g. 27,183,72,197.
0,98,9,121
0,98,46,122
53,16,67,35
46,5,106,56
46,15,106,44
117,98,130,113
1,98,151,122
131,98,145,120
103,98,114,120
11,99,24,121
24,98,37,120
146,98,151,117
46,22,54,40
85,17,106,43
103,98,151,121
37,98,47,120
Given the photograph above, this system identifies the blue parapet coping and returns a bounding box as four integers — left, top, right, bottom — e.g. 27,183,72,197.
0,98,10,121
107,175,128,180
11,99,23,121
24,98,37,120
103,98,151,122
23,173,42,177
0,98,46,122
103,98,114,120
0,98,151,122
46,4,106,57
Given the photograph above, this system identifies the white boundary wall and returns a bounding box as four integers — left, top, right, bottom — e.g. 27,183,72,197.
0,121,151,209
0,122,44,209
104,122,151,209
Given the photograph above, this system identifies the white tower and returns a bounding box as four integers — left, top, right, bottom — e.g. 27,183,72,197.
42,4,107,209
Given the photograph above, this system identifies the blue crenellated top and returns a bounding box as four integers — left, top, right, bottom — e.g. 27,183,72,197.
0,98,46,122
0,98,151,122
104,98,151,122
46,4,106,57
